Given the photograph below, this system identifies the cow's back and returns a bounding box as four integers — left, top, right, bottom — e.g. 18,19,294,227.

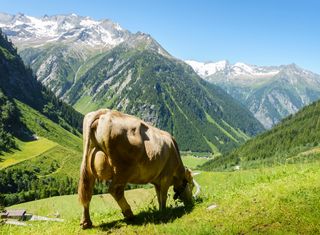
95,110,180,184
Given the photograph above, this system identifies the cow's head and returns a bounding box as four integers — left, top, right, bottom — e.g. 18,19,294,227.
174,168,195,205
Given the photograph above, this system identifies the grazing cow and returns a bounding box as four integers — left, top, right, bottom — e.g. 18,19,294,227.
78,109,199,229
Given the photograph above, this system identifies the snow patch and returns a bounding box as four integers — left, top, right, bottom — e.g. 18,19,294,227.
185,60,228,77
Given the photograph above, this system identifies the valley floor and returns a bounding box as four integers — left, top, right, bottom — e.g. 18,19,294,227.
1,160,320,234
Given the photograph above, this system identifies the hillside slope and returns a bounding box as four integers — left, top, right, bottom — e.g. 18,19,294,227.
0,100,82,205
0,29,83,153
201,99,320,171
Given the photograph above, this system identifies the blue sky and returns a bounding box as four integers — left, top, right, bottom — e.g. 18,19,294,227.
1,0,320,73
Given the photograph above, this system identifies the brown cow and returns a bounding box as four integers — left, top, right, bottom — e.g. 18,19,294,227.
78,109,198,229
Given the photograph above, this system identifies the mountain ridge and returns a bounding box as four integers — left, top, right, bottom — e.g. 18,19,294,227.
186,59,320,128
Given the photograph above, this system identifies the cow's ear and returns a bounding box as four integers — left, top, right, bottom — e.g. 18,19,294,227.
185,168,193,183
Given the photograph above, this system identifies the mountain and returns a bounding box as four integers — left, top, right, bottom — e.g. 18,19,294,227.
200,99,320,171
186,60,320,129
59,39,264,153
0,13,264,153
0,13,170,97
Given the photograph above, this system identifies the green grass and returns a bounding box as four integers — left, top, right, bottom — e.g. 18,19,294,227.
73,95,100,114
181,155,210,170
203,136,220,154
0,138,57,169
2,161,320,234
202,100,320,171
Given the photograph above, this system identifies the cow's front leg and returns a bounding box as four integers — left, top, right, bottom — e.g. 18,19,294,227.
154,183,169,211
109,182,134,219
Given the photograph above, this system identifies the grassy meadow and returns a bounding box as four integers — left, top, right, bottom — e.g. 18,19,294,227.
2,158,320,234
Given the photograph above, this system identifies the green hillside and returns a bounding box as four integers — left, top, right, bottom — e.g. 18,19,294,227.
201,100,320,171
0,30,84,207
0,29,83,155
0,29,82,162
3,161,320,234
0,100,82,206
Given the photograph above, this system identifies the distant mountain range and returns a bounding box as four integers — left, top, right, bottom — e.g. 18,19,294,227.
0,12,168,53
0,12,127,49
186,60,320,128
0,13,264,153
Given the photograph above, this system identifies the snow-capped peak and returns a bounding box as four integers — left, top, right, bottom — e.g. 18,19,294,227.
0,13,130,49
186,60,280,79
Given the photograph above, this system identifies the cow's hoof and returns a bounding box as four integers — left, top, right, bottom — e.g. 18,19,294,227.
80,220,93,229
122,209,134,220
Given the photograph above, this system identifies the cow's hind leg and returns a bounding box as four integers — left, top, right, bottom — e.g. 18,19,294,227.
109,182,134,219
78,169,95,229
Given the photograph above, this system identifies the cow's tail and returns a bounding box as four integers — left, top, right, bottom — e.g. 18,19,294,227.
78,109,108,206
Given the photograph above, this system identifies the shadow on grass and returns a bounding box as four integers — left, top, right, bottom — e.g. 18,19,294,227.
98,204,194,231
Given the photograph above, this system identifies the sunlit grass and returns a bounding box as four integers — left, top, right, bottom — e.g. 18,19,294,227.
3,161,320,234
0,138,57,169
